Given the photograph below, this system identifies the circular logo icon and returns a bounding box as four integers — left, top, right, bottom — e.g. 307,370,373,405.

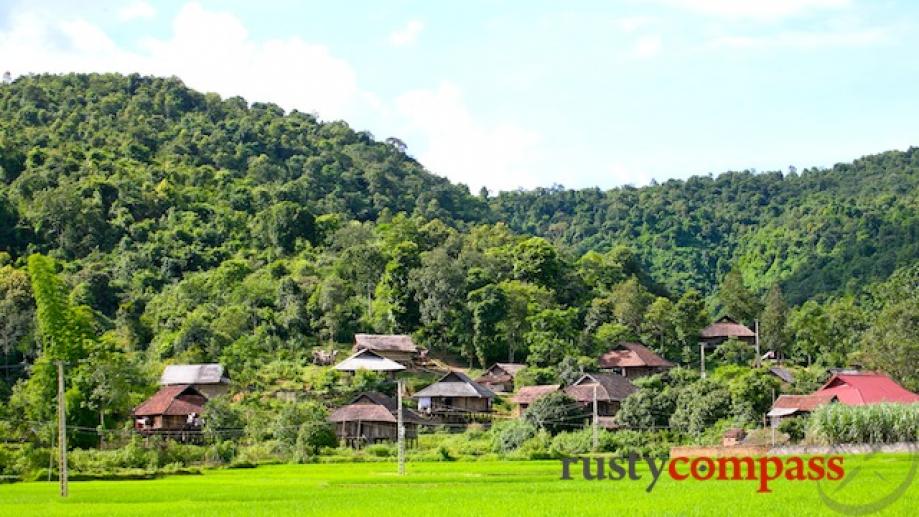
816,443,918,515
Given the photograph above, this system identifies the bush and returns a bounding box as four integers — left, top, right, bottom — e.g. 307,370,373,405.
549,429,593,457
810,403,919,444
524,392,586,435
365,443,396,458
294,421,337,462
205,440,237,465
778,416,808,442
491,420,537,453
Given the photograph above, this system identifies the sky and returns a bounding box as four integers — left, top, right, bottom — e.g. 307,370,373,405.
1,0,918,193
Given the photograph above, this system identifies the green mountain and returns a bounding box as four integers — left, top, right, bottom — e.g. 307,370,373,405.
0,73,916,399
492,150,919,304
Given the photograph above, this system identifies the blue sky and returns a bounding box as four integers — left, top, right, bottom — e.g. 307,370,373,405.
1,0,917,192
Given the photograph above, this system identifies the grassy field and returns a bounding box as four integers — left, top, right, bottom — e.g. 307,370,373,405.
0,455,916,516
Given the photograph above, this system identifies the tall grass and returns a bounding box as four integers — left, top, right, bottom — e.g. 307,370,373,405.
810,403,919,444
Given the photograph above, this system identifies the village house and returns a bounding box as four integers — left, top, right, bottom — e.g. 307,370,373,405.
767,392,837,427
475,363,526,393
413,370,496,423
133,384,207,441
334,348,406,376
564,373,637,428
699,316,756,346
767,372,919,427
353,334,419,366
160,363,229,399
510,384,560,416
328,392,423,448
598,342,674,380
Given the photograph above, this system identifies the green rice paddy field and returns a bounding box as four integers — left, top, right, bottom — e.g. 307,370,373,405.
0,454,916,516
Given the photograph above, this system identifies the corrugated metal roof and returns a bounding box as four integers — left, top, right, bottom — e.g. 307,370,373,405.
353,334,417,353
818,373,919,405
160,364,227,385
772,393,836,411
334,349,406,372
413,371,496,399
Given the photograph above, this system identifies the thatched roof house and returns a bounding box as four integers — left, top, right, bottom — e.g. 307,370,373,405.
334,348,406,374
160,363,229,398
353,334,419,365
700,316,756,345
328,392,423,447
510,384,560,415
475,363,527,393
134,385,206,435
414,371,496,419
564,373,636,424
598,342,674,379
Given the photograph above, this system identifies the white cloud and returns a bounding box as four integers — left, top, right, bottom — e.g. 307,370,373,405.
711,28,888,49
389,19,424,47
606,162,655,187
0,3,542,192
396,82,541,192
651,0,850,20
118,1,156,21
0,3,361,120
630,34,662,58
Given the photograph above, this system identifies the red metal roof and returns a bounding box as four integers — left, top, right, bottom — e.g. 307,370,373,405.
816,373,919,405
134,385,206,417
598,342,674,369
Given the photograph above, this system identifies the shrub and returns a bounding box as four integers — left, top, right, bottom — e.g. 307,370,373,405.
524,392,586,435
491,420,537,453
549,429,593,457
365,443,396,458
810,403,919,444
778,416,808,442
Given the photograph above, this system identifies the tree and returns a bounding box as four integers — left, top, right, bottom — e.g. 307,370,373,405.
673,290,708,364
524,392,585,435
788,301,830,366
716,268,762,325
610,277,651,334
467,284,507,367
641,297,676,358
373,241,421,332
253,201,316,255
858,300,919,391
511,237,562,290
760,285,789,359
203,395,245,442
524,308,579,367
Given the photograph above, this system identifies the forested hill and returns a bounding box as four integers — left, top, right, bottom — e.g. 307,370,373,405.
0,73,487,262
492,150,919,303
0,73,917,426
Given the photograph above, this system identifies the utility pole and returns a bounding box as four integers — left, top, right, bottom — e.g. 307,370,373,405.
56,361,68,497
592,384,598,451
397,380,405,476
700,342,706,379
754,319,761,368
